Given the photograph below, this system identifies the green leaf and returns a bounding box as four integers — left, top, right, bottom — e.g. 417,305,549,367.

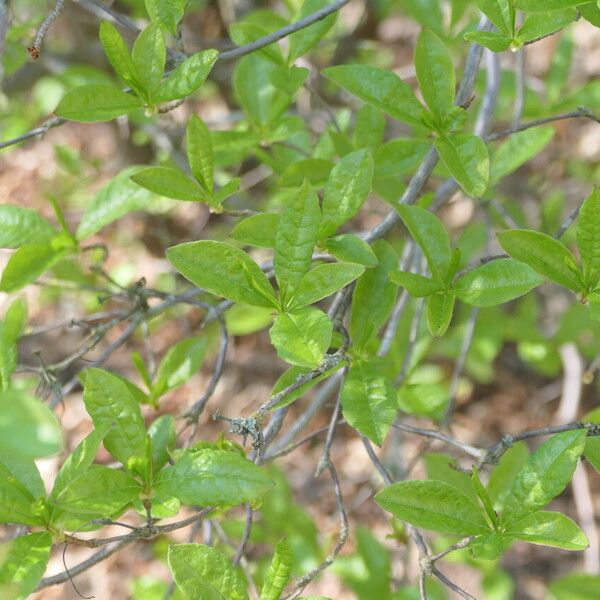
578,3,600,28
374,138,430,179
471,466,498,527
76,166,155,240
288,0,337,63
131,166,206,202
389,271,444,297
50,425,109,501
167,240,279,308
0,205,55,248
415,29,455,123
487,442,530,511
426,292,455,337
259,538,293,600
168,544,249,600
230,213,280,248
234,55,291,128
83,368,147,468
289,262,365,309
463,30,512,52
0,390,62,458
473,0,515,35
455,259,543,307
0,456,43,525
497,229,583,292
155,49,219,103
145,0,187,34
576,188,600,290
279,159,333,189
148,415,176,471
515,0,584,11
322,65,424,127
51,464,141,518
434,134,489,197
517,9,577,45
506,510,587,550
324,234,378,268
55,84,143,122
424,453,478,502
350,240,398,352
549,573,600,600
319,148,373,239
396,205,452,283
4,298,27,342
583,408,600,473
269,307,332,368
490,127,555,184
0,532,52,600
99,21,141,93
132,23,165,101
154,449,273,507
187,114,214,194
0,237,71,292
274,181,321,306
501,430,587,527
341,358,396,446
375,480,491,535
153,336,209,398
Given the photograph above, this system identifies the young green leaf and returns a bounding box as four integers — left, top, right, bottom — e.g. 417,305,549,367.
76,166,155,240
274,181,321,306
515,0,584,11
426,292,455,337
389,271,445,297
319,148,373,240
152,336,209,399
259,538,293,600
168,544,249,600
51,465,141,518
145,0,187,34
230,213,280,248
289,262,365,309
0,205,55,249
455,259,543,307
0,457,44,525
83,368,147,468
576,188,600,290
0,237,71,293
154,449,273,507
374,138,430,179
131,166,206,202
487,442,530,511
415,29,455,123
131,23,165,101
148,415,176,471
55,84,143,122
167,240,279,308
99,21,141,93
396,205,452,283
186,114,214,194
549,573,600,600
288,0,337,63
497,229,583,292
0,532,52,599
463,30,512,52
434,134,490,198
501,430,587,527
490,127,554,185
516,9,577,45
324,234,379,268
322,65,424,127
473,0,515,35
50,425,110,501
471,466,498,528
341,358,396,446
353,104,386,149
0,390,62,458
350,240,398,352
155,49,219,103
375,480,491,535
269,307,332,368
505,510,588,550
424,453,478,502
